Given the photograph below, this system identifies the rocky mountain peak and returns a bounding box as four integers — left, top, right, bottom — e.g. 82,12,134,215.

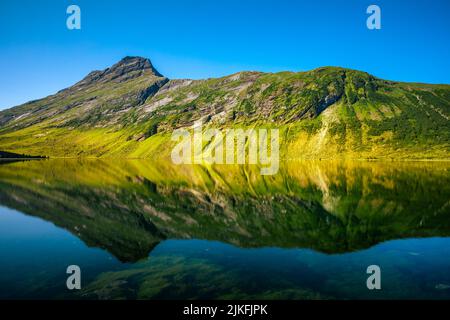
110,56,163,77
74,56,164,88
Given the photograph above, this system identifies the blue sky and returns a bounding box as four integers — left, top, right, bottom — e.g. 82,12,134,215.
0,0,449,110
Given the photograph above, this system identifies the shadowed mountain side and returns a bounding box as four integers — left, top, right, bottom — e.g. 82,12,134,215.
0,160,449,262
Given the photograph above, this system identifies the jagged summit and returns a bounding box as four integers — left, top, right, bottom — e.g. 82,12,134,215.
74,56,164,88
112,56,163,77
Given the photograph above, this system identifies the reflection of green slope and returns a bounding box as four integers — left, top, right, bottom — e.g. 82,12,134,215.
0,163,165,262
0,159,449,261
0,184,163,262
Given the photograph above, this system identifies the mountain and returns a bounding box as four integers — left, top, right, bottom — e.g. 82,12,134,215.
0,56,449,159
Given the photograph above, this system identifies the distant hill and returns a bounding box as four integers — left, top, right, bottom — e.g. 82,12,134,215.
0,56,449,159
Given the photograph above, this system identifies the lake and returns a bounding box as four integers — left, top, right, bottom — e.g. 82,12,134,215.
0,159,449,299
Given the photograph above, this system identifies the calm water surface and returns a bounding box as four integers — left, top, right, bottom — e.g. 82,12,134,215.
0,159,449,299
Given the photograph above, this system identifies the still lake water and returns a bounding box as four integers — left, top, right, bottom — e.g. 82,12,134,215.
0,159,449,299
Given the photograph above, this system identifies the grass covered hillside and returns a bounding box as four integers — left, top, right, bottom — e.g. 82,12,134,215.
0,56,449,159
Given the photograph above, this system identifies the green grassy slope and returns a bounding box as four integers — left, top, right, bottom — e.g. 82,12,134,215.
0,57,449,159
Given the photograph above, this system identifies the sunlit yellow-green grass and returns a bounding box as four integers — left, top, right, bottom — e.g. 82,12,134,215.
0,123,172,159
1,117,448,160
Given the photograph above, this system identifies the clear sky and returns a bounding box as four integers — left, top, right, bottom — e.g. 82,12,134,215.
0,0,449,110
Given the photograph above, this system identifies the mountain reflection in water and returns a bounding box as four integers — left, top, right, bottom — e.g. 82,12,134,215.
0,159,449,299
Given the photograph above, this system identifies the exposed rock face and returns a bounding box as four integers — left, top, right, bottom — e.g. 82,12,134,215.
111,56,163,77
154,79,194,96
74,56,164,88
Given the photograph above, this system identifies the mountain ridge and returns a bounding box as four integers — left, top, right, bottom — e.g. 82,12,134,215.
0,56,449,160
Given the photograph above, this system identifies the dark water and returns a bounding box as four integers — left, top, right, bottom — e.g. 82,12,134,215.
0,159,449,299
